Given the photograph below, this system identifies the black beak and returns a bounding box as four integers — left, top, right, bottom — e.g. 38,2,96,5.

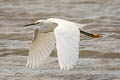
24,23,35,26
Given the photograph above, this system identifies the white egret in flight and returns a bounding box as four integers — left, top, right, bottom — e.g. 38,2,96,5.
24,18,101,70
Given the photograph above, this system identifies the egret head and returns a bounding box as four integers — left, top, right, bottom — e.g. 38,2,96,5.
24,20,46,26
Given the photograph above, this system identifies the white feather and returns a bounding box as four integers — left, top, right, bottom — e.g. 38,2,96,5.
26,28,56,69
54,20,80,70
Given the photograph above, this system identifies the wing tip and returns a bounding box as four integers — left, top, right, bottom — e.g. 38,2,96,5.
60,65,74,71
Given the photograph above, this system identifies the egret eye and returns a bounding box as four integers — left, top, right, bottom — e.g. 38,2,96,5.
34,21,39,24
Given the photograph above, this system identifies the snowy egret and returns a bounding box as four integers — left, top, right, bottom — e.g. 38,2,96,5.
24,18,102,70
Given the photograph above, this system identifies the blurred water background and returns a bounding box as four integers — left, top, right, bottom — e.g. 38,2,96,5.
0,0,120,80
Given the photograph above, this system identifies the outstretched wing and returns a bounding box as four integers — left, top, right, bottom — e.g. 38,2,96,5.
54,24,80,70
26,27,56,69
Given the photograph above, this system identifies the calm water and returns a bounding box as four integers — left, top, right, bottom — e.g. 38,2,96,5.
0,0,120,80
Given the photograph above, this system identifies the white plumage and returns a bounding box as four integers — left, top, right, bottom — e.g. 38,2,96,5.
25,18,86,70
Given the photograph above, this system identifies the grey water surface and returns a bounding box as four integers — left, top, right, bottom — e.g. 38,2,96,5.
0,0,120,80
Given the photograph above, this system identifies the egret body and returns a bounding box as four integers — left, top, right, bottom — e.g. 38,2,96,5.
25,18,101,70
